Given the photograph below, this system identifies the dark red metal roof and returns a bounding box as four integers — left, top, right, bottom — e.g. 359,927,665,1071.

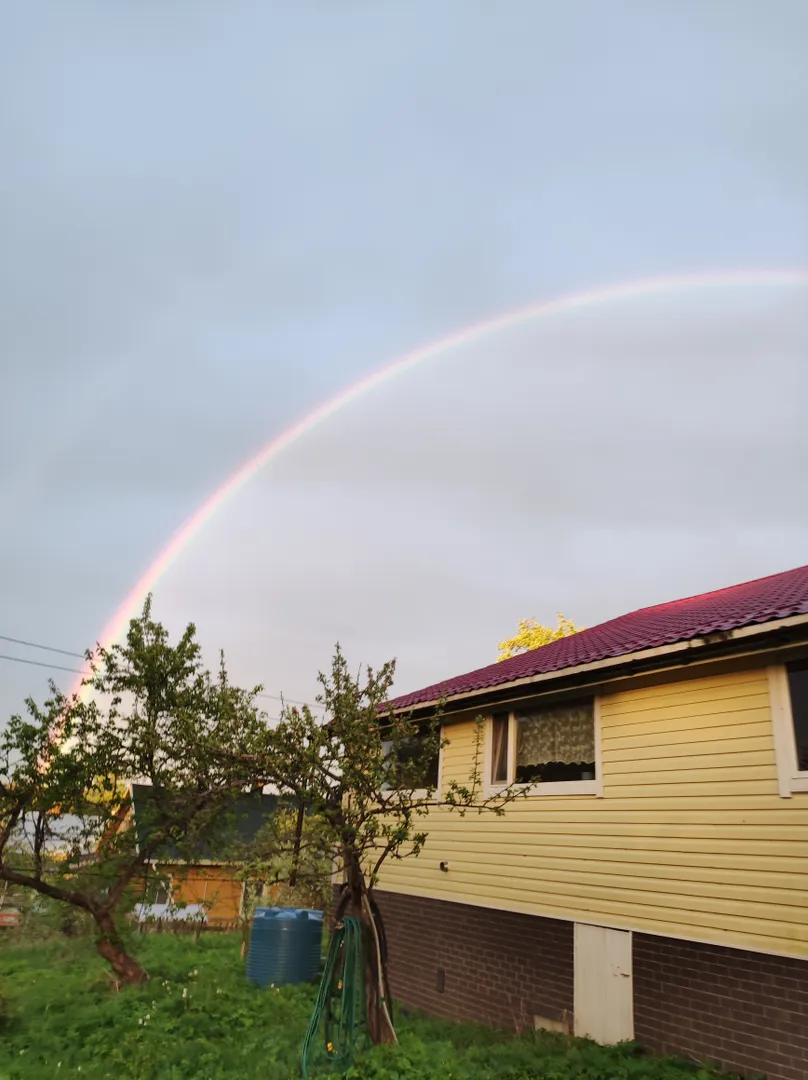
387,563,808,710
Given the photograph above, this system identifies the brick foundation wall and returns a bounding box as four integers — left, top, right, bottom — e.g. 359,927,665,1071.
366,889,808,1080
634,934,808,1080
373,889,573,1032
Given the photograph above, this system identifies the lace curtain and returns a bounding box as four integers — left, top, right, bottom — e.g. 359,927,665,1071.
515,700,594,766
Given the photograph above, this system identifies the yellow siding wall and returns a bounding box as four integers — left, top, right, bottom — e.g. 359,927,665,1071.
170,866,244,923
378,665,808,960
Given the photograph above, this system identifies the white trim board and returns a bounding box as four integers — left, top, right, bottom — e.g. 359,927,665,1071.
768,664,808,798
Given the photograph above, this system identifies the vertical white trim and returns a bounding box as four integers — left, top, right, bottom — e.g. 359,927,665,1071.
593,695,604,798
507,711,517,782
769,665,797,799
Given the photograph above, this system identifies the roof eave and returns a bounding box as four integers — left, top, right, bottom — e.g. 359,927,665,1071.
389,610,808,717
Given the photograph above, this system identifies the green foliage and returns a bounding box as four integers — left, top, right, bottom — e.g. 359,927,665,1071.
0,982,14,1034
236,806,333,918
496,615,581,662
0,596,268,981
0,935,749,1080
254,646,523,895
344,1023,747,1079
22,891,95,940
250,646,527,1044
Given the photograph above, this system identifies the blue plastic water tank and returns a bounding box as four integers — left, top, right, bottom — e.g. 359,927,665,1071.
246,907,324,988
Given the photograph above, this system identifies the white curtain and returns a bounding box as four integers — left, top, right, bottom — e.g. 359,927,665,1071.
515,701,594,766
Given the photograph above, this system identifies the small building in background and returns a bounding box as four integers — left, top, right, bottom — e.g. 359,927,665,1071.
122,784,279,928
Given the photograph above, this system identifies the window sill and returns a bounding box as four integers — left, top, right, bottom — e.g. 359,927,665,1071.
786,774,808,794
486,779,600,798
381,787,437,803
410,788,437,803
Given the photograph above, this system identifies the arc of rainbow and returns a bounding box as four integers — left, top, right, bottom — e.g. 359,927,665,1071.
74,267,808,698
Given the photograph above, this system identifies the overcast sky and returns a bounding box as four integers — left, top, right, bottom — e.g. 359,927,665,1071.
1,1,807,719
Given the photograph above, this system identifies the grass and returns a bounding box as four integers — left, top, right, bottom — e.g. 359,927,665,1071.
0,933,746,1080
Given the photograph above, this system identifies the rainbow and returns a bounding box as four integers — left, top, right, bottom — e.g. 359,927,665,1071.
74,267,808,695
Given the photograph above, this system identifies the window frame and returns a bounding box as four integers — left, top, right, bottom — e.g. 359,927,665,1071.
153,884,170,906
768,664,808,798
380,724,443,803
484,695,603,798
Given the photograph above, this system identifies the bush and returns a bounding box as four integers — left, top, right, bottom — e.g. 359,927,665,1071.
342,1024,749,1080
0,934,752,1080
0,985,15,1034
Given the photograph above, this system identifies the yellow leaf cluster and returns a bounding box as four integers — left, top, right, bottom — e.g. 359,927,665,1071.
496,613,581,661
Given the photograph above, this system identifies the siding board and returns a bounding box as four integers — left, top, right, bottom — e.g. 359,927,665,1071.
606,738,775,763
381,874,808,943
379,664,808,959
603,719,771,750
390,849,808,894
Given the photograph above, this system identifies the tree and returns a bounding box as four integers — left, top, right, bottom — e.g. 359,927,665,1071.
496,613,581,661
234,806,333,958
247,645,522,1046
0,597,266,985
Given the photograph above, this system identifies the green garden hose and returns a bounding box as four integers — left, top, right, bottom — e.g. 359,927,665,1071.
301,916,367,1077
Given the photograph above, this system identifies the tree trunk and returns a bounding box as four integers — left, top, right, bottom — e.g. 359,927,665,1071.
345,861,396,1045
362,909,396,1045
289,799,306,888
94,912,147,986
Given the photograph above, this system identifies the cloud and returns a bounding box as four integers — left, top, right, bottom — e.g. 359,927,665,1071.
1,0,807,722
155,285,808,704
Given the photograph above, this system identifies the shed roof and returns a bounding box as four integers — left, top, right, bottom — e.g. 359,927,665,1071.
130,784,278,862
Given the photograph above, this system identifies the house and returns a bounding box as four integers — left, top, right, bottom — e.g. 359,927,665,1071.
124,784,279,927
375,563,808,1080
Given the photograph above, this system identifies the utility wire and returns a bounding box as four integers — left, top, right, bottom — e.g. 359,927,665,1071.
255,691,324,710
0,634,85,659
0,632,324,711
0,652,86,676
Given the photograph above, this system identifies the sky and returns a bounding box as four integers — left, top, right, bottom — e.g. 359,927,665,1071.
1,1,807,720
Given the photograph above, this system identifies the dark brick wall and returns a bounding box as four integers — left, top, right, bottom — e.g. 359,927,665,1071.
367,889,808,1080
634,933,808,1080
373,889,573,1033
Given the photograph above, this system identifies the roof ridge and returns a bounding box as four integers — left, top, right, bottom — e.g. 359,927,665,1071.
621,562,808,619
385,562,808,711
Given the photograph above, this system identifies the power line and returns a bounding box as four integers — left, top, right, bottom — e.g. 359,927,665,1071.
255,691,324,710
0,652,86,676
0,632,324,711
0,634,85,660
0,654,321,710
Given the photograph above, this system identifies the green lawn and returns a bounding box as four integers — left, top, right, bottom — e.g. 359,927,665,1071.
0,933,742,1080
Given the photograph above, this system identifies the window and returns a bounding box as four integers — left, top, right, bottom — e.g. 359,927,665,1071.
788,662,808,772
769,662,808,797
381,723,441,795
491,713,509,784
488,697,601,796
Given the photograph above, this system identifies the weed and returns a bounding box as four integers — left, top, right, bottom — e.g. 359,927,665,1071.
0,935,752,1080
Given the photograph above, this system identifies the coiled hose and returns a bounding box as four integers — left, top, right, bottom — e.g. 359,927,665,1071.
301,915,366,1077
